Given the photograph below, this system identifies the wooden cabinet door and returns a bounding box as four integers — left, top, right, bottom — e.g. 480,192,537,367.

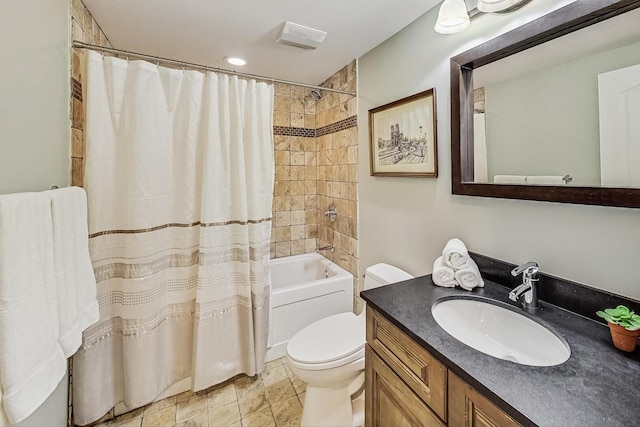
366,345,445,427
366,307,447,421
448,371,521,427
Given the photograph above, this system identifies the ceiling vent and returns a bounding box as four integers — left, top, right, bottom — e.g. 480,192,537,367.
276,21,327,50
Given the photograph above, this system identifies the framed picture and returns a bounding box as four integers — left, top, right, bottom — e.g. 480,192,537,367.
369,89,438,177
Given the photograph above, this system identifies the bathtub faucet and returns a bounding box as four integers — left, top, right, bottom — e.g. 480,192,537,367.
316,245,335,253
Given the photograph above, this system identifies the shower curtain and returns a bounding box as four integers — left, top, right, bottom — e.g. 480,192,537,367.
73,51,274,425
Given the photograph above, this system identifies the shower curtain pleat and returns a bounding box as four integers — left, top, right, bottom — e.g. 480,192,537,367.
72,51,274,425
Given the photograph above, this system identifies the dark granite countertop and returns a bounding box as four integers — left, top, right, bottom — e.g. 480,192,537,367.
361,276,640,427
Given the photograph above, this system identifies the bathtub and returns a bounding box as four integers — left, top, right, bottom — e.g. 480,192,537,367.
265,252,354,362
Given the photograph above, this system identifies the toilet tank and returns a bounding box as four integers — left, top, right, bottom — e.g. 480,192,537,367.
363,263,413,291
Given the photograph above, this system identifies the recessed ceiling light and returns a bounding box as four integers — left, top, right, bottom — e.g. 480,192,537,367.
224,56,246,66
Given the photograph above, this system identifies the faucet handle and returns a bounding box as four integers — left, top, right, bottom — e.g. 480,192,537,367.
511,261,539,277
510,262,542,313
324,203,337,223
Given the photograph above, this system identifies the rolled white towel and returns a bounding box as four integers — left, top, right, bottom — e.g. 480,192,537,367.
442,238,470,270
454,258,485,291
432,256,457,288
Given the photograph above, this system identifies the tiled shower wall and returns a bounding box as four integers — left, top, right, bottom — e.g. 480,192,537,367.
315,63,358,281
69,1,359,287
270,62,360,307
271,86,319,258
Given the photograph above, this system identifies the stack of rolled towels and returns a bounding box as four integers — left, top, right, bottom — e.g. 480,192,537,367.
433,238,484,291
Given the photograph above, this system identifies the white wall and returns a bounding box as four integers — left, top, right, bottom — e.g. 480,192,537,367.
0,1,70,426
0,0,71,195
358,0,640,301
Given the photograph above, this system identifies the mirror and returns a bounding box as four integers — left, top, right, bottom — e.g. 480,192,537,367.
451,0,640,207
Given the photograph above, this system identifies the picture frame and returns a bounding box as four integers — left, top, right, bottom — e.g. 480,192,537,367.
368,89,438,177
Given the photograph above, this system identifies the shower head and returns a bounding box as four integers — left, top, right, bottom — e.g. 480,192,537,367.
311,89,322,100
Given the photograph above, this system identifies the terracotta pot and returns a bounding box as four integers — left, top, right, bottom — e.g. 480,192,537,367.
608,322,640,352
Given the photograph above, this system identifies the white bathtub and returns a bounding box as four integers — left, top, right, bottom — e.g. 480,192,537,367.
265,252,354,362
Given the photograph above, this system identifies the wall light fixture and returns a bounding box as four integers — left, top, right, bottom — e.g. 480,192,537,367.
477,0,530,12
434,0,532,34
434,0,471,34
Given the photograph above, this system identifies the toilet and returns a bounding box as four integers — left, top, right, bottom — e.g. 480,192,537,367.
286,263,413,427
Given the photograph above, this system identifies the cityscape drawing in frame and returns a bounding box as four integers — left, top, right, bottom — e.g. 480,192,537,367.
369,88,438,177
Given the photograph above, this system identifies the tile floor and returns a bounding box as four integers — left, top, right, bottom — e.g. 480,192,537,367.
94,358,305,427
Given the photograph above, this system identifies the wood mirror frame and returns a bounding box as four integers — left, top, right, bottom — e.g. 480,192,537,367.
451,0,640,208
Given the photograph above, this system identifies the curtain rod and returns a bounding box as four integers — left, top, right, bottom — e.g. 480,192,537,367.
72,41,357,97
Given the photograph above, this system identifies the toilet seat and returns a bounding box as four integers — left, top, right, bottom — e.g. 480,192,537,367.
287,312,365,370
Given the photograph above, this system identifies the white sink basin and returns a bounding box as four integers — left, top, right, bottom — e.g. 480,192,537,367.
431,297,570,366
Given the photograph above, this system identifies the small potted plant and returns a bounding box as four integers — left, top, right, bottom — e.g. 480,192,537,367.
596,305,640,352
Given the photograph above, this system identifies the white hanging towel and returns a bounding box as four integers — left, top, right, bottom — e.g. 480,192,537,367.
0,192,66,424
432,256,457,288
50,187,99,357
442,238,470,270
454,258,485,291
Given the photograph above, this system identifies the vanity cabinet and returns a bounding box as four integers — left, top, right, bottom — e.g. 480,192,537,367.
448,371,520,427
365,307,520,427
366,346,445,427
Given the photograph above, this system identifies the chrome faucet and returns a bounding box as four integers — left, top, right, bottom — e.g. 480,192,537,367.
509,261,541,313
324,203,337,223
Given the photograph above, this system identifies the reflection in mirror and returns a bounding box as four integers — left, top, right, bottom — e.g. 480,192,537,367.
451,0,640,208
471,7,640,188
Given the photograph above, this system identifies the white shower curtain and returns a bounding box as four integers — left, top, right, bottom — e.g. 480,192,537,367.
73,51,274,425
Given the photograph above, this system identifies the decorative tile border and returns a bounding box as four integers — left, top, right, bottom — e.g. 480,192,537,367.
273,126,316,138
273,115,357,138
72,78,82,101
316,116,357,137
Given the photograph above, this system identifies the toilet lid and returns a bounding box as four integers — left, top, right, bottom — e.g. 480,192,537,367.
287,312,365,364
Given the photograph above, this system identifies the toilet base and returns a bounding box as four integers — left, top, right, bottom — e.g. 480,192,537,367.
300,372,365,427
351,386,365,427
